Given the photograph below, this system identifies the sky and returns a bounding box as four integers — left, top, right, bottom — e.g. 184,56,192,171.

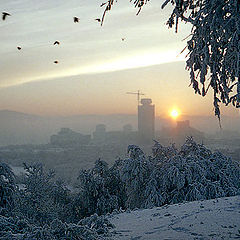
0,0,239,118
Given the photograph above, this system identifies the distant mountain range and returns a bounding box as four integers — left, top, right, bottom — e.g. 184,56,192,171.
0,109,239,146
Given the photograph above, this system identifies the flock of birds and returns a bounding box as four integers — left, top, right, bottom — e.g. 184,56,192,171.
2,11,125,64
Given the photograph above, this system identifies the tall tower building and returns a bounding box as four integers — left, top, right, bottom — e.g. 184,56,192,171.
138,98,155,142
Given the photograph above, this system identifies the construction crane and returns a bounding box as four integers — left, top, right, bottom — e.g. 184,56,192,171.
126,90,145,106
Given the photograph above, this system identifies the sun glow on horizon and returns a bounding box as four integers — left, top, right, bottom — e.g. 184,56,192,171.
170,109,180,119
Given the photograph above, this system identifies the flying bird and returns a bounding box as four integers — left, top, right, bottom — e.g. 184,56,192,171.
17,46,21,50
73,17,79,23
121,38,125,41
54,61,58,64
100,2,107,7
54,41,60,45
95,18,101,22
2,12,11,21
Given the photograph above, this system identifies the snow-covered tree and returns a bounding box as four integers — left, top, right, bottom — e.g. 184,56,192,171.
0,163,16,214
101,0,240,117
106,158,127,209
120,145,152,208
144,169,165,208
0,163,114,239
92,158,109,178
75,159,120,218
151,140,177,164
116,139,240,209
151,138,240,204
1,139,239,239
16,163,72,225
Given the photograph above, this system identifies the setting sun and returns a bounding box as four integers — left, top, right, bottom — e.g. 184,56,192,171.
170,109,180,119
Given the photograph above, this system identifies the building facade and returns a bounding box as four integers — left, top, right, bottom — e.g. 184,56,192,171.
50,128,91,147
138,98,155,143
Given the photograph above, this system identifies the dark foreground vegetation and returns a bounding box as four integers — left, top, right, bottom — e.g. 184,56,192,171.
0,137,240,239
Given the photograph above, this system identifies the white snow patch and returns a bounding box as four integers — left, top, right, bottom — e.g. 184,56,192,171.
108,196,240,240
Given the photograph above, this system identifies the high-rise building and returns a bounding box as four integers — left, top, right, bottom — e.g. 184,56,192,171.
138,98,155,142
93,124,106,142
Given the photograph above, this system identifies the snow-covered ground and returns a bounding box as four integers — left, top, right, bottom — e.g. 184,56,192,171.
108,196,240,240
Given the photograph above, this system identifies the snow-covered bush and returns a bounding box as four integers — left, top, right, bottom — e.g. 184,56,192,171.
79,213,115,235
0,215,106,240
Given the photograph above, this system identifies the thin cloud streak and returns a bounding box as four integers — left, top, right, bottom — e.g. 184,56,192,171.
0,50,185,89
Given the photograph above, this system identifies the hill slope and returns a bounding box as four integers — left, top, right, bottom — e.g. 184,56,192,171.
108,195,240,240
